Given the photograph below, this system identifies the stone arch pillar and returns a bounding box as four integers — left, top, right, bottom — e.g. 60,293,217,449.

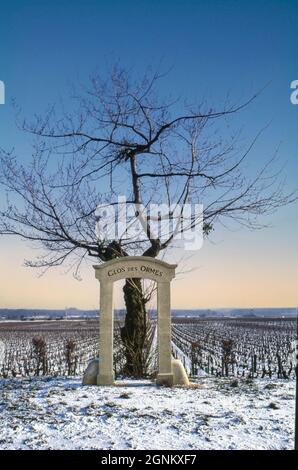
156,280,173,386
93,256,177,386
98,280,114,385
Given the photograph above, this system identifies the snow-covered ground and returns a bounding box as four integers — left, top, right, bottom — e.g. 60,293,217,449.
0,376,295,450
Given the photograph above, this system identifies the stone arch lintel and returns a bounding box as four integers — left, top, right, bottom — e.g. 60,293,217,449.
93,256,177,283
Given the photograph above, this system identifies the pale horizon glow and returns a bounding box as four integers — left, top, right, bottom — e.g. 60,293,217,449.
1,207,297,310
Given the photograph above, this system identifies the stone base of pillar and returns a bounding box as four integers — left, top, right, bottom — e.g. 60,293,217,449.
156,373,174,387
172,359,189,386
97,373,114,386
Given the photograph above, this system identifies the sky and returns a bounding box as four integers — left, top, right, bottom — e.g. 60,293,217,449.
0,0,297,309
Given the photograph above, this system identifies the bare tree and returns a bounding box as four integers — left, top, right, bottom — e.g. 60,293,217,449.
32,336,48,376
64,338,77,376
222,339,234,377
0,65,295,375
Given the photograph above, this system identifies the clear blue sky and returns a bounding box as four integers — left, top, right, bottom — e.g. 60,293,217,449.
0,0,297,308
0,0,297,177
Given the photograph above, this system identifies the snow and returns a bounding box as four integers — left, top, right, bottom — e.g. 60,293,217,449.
0,376,295,450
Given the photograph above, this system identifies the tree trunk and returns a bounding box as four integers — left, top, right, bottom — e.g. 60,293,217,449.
120,278,148,376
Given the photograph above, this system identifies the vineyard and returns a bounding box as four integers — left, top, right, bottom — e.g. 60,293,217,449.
0,316,296,380
172,317,296,379
0,320,99,378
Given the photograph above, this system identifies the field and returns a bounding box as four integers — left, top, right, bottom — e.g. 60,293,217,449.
0,376,295,450
172,317,296,380
0,317,296,380
0,320,99,378
0,316,296,450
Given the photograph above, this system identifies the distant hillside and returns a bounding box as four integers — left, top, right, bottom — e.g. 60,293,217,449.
0,308,98,320
171,308,297,318
0,307,296,320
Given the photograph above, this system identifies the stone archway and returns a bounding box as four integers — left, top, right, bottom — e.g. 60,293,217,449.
93,256,177,386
